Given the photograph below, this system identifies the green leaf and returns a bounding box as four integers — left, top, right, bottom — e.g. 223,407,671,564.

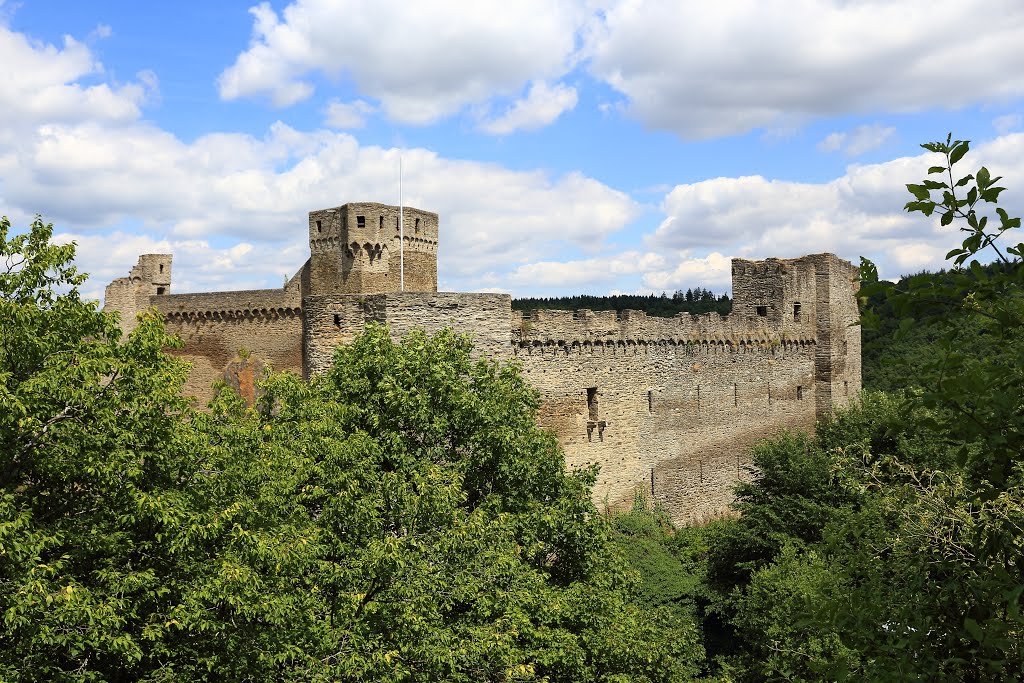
906,184,930,201
941,210,955,226
927,165,946,175
949,140,970,165
964,618,984,643
976,166,991,189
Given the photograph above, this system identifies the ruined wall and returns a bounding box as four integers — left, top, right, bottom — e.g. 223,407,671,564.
103,254,172,334
103,208,860,526
303,292,512,376
152,288,303,405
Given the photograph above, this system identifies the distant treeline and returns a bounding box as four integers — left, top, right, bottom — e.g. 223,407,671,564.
512,287,732,317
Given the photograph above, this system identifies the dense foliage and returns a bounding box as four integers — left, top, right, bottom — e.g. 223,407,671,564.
513,289,731,318
4,133,1021,680
0,216,702,681
608,135,1024,680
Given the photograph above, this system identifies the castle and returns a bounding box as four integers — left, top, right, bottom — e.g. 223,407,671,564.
105,202,861,523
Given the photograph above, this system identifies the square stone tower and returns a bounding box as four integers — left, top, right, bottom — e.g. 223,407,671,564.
307,202,438,295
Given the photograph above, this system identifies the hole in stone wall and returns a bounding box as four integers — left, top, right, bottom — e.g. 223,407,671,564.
356,215,366,228
415,217,420,232
156,287,165,295
756,305,768,317
159,264,164,273
333,313,341,327
793,301,801,321
844,380,848,395
587,387,599,421
647,389,653,414
734,383,738,406
316,220,322,233
797,385,803,400
379,215,384,229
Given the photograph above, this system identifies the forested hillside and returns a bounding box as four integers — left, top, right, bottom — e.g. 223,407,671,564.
513,288,731,317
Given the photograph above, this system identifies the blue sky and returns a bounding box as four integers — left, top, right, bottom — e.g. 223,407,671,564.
2,0,1023,300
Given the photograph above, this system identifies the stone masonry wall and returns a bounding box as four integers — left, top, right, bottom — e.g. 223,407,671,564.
151,288,303,405
303,292,512,377
103,206,860,526
513,312,817,522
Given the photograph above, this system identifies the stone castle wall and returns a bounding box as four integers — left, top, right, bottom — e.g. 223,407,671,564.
103,202,860,524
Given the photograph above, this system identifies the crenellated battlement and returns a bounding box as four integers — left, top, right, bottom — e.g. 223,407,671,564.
513,308,817,347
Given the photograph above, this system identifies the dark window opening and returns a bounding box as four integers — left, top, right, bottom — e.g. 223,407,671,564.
797,385,803,400
379,215,384,229
587,387,598,421
356,215,365,228
793,301,801,321
734,383,738,406
844,380,849,395
156,287,165,295
159,264,164,273
756,305,768,317
316,219,322,233
333,313,341,327
647,389,653,414
415,217,420,232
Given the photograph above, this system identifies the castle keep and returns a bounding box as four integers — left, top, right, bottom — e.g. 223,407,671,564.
105,202,861,523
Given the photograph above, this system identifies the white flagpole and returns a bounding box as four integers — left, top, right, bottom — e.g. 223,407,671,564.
399,155,404,291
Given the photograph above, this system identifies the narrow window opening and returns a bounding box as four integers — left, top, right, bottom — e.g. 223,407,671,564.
333,313,341,327
587,387,598,421
316,219,322,233
734,383,738,407
650,468,655,497
756,305,768,317
415,217,420,233
379,215,384,229
356,215,365,229
793,301,801,321
844,380,849,395
159,264,164,273
156,287,165,295
647,389,654,414
797,385,803,400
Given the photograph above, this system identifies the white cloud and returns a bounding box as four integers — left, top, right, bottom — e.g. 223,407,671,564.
0,23,638,299
649,133,1024,281
994,113,1022,135
324,99,376,129
586,0,1024,139
218,0,586,126
479,81,578,135
818,124,895,156
506,250,665,290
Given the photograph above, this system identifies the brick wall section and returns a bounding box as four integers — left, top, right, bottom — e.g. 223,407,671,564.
103,205,860,525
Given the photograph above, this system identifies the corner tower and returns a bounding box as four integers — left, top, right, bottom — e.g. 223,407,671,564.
307,202,438,296
731,253,860,419
102,254,172,333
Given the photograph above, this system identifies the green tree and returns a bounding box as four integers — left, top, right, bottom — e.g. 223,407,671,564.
0,216,195,680
1,216,705,680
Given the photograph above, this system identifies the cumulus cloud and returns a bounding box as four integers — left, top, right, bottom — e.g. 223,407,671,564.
0,23,639,299
323,99,376,129
649,134,1024,281
586,0,1024,139
818,124,895,156
479,81,578,135
218,0,585,125
994,113,1022,135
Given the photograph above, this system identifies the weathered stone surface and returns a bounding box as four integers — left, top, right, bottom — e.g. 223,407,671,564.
104,202,860,524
